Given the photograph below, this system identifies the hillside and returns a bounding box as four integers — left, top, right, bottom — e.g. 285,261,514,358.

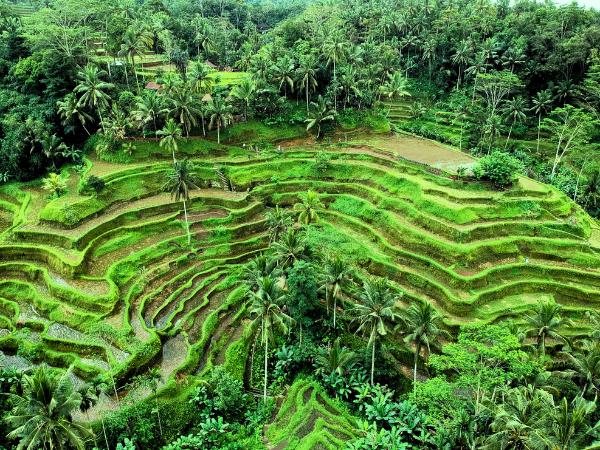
1,130,599,386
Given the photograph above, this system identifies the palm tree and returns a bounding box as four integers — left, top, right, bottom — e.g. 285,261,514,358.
163,159,200,245
315,338,357,377
380,72,410,100
81,380,111,450
248,275,294,402
132,91,165,134
452,41,472,89
57,93,93,135
5,366,93,450
230,78,256,121
561,341,600,397
306,96,335,139
265,206,292,243
531,90,553,153
78,384,100,448
272,57,295,97
157,118,182,163
322,256,352,329
323,31,348,112
244,254,280,288
351,278,401,385
118,27,152,91
73,64,114,129
502,96,528,149
548,395,600,449
298,56,318,113
189,60,214,94
400,301,448,390
169,84,201,138
208,96,234,144
338,66,360,110
272,227,308,270
525,301,570,357
484,385,552,450
293,190,324,225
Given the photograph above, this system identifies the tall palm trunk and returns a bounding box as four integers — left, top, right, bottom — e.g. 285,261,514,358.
370,339,376,385
217,123,221,144
132,54,140,92
263,322,268,403
306,85,310,113
505,120,514,149
413,341,421,394
333,59,337,113
183,199,191,245
333,294,337,329
537,114,542,153
155,396,163,437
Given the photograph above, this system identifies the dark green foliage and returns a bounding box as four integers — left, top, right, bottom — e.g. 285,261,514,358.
84,175,106,195
286,260,319,331
476,151,524,189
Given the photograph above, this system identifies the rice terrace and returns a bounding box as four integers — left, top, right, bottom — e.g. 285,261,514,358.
1,0,600,449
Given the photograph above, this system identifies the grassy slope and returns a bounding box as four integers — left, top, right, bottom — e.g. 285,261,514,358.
0,120,599,428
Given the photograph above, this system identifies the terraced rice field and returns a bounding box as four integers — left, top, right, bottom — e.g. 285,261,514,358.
264,379,359,450
0,133,599,402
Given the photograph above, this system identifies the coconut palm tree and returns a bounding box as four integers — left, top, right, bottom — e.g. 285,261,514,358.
525,301,570,358
169,84,201,138
265,206,292,243
118,27,152,91
380,72,411,100
323,31,348,112
298,56,318,113
315,337,357,377
163,159,200,245
351,278,401,385
80,380,111,450
452,41,472,89
400,301,448,390
157,118,182,163
5,366,93,450
272,227,308,270
57,93,93,135
306,96,335,139
208,96,234,144
248,275,294,402
548,395,600,449
73,64,114,129
230,78,256,121
531,90,553,153
272,57,295,97
132,90,165,134
502,96,528,148
561,341,600,397
189,60,214,94
244,254,280,288
293,190,324,225
484,385,552,450
322,256,352,329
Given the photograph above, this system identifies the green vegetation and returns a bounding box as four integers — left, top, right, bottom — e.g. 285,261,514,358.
1,0,600,448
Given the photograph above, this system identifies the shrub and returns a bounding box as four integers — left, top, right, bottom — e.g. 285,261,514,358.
42,173,67,197
84,175,106,195
476,151,524,189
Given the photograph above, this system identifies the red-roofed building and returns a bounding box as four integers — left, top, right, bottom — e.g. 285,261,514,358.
145,81,162,90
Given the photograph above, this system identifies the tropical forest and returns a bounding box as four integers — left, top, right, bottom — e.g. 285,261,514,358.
0,0,600,448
